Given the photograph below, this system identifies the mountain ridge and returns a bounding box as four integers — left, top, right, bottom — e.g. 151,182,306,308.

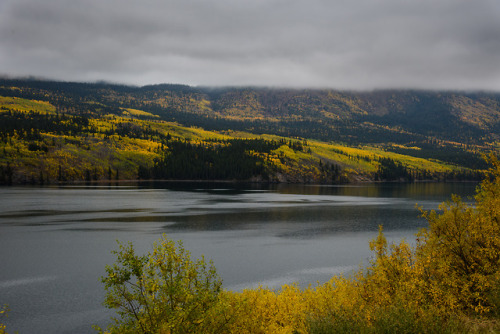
2,78,499,138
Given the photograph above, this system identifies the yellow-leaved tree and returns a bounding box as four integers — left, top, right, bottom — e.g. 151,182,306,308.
416,153,500,315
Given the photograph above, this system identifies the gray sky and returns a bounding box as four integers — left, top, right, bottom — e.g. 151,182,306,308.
1,0,500,90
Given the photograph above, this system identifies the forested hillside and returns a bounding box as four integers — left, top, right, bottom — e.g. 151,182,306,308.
0,78,497,184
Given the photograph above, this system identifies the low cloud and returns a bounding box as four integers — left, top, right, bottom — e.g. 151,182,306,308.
1,0,500,90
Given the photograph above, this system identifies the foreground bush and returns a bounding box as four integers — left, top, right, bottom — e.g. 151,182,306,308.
96,237,226,333
99,154,500,333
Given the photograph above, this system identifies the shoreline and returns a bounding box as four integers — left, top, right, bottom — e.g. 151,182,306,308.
0,178,481,187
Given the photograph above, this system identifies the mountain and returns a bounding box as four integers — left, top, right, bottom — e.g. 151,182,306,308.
0,78,497,184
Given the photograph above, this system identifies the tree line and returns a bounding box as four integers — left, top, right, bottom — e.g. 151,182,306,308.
139,139,282,181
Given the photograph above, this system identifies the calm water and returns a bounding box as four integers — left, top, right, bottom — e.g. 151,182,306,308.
0,182,477,333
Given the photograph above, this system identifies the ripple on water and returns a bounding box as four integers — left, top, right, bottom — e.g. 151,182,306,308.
0,276,58,289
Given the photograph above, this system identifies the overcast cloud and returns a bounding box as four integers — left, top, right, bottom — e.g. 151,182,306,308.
1,0,500,90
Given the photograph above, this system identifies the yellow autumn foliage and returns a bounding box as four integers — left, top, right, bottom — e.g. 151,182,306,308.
1,94,478,185
0,96,56,114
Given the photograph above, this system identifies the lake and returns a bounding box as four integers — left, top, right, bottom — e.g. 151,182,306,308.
0,182,477,333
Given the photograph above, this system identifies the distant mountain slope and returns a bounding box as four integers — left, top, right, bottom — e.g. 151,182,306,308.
3,79,498,143
0,78,498,184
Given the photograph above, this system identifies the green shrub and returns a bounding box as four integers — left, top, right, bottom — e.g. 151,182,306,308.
97,235,224,334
